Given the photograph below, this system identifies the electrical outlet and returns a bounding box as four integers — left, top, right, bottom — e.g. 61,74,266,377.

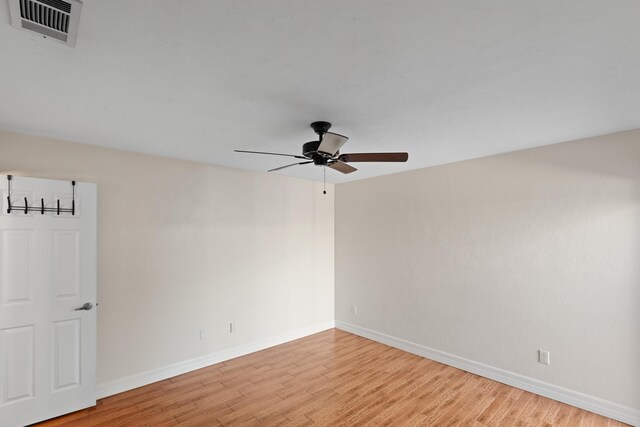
538,349,550,365
350,305,358,315
199,328,207,340
229,322,235,333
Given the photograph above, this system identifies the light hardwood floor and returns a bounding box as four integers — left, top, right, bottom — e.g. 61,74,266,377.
37,329,626,426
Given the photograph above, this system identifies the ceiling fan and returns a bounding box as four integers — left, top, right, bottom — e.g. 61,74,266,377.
235,121,409,175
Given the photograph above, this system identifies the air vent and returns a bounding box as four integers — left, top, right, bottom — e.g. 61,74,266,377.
8,0,82,46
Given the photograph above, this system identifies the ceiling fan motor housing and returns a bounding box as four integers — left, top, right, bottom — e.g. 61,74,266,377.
302,141,320,157
302,140,335,166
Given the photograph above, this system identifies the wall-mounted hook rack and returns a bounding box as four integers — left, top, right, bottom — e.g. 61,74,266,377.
6,175,76,215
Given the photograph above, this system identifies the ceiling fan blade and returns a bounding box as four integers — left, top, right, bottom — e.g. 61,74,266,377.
328,161,358,174
338,152,408,162
268,161,313,172
317,132,349,156
235,150,307,160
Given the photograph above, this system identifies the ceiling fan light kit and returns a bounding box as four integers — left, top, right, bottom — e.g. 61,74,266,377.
235,121,409,191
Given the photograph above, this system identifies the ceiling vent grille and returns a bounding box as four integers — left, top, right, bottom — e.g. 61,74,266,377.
8,0,82,46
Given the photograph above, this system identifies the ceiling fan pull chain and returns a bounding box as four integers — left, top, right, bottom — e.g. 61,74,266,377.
323,166,326,195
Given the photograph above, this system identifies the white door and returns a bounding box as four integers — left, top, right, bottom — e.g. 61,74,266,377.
0,175,97,427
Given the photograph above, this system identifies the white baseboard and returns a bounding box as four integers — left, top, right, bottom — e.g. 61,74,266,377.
336,321,639,426
96,320,335,399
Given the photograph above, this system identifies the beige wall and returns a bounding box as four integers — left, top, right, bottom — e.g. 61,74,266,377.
0,130,335,386
335,130,640,413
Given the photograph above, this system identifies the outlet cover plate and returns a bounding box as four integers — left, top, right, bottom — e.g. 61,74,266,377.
538,349,550,365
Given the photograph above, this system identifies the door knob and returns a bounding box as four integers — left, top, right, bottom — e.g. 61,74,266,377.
74,302,93,311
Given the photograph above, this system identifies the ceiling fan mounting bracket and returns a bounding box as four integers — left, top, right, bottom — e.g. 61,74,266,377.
310,121,332,136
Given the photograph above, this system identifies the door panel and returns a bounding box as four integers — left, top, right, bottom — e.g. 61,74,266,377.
1,230,34,305
52,319,80,391
0,325,35,404
53,231,81,299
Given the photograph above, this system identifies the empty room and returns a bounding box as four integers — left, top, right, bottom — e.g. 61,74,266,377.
0,1,638,426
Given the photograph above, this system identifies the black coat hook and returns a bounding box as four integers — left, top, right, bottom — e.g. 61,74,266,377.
6,175,77,216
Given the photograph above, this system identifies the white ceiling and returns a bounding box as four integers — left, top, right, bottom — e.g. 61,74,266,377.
1,1,639,183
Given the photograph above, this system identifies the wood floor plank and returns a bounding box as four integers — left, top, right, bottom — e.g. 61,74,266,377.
430,374,493,425
35,329,628,426
557,405,580,426
500,389,538,425
460,383,504,425
539,401,563,426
